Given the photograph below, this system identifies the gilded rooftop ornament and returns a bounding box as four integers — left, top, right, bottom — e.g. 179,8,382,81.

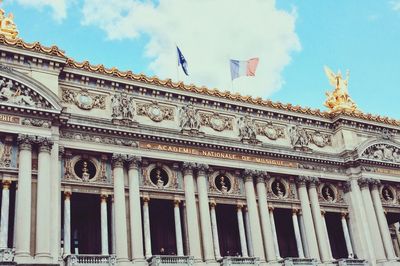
324,66,359,113
0,2,18,40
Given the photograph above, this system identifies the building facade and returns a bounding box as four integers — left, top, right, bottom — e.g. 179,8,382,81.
0,11,400,266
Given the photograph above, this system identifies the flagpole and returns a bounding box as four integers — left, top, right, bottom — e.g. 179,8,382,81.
175,45,180,82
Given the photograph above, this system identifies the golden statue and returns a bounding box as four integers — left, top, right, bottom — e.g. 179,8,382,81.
0,2,19,40
324,66,359,113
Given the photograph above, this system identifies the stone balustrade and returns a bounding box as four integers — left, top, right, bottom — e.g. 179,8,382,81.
283,258,318,266
147,255,194,266
65,254,116,266
220,256,260,266
337,259,368,266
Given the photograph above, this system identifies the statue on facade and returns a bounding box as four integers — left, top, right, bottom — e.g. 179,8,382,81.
179,104,201,132
237,115,259,144
324,66,359,113
111,92,136,126
0,79,36,106
288,125,310,150
0,7,18,40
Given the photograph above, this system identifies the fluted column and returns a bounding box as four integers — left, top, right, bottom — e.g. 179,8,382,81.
297,176,319,260
268,207,281,259
308,177,330,262
126,156,145,262
182,162,202,260
209,201,221,260
292,209,305,258
341,213,354,258
243,170,265,261
196,164,215,261
243,207,254,257
0,180,11,248
358,177,386,262
112,154,129,265
100,194,109,255
174,200,184,256
63,191,71,256
255,173,276,261
320,211,333,260
143,196,152,259
15,135,33,260
35,137,53,261
237,204,248,257
370,180,396,260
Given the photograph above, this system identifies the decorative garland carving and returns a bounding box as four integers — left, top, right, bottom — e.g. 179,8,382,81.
61,88,106,110
137,101,174,122
60,131,138,147
255,122,285,140
0,77,51,108
21,118,51,128
199,112,233,132
361,144,400,163
288,125,331,150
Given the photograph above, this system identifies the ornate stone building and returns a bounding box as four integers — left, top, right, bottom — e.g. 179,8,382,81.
0,8,400,266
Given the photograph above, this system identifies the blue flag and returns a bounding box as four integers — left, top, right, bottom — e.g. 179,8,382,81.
176,46,189,76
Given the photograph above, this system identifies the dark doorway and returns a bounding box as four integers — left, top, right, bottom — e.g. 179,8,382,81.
274,208,298,258
69,193,101,254
216,204,241,257
325,212,347,259
149,199,177,255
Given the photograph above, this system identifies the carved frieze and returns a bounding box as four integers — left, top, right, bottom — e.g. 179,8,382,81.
298,163,344,174
137,101,174,122
60,131,138,147
288,125,332,150
361,144,400,163
199,112,233,132
0,77,51,108
255,122,285,140
111,92,136,126
237,115,260,144
22,118,51,128
62,88,106,110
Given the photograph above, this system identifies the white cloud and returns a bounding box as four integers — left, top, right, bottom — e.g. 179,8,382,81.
391,0,400,12
82,0,300,98
14,0,68,21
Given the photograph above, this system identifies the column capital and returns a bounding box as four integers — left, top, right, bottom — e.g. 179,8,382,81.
340,212,348,219
100,194,108,201
196,163,209,175
17,134,34,151
209,200,216,208
2,180,11,189
296,176,308,187
237,203,244,210
182,162,196,175
126,155,141,169
242,169,256,182
143,195,150,203
370,179,381,190
37,137,54,153
308,176,320,187
255,171,269,184
320,210,326,216
174,199,181,207
268,206,274,212
64,191,72,199
357,177,371,189
111,153,125,168
292,208,299,215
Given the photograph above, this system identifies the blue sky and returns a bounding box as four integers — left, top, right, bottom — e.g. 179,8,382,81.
3,0,400,118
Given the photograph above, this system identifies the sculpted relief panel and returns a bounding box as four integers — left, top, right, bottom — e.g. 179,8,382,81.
111,92,137,126
200,112,233,132
288,125,332,150
62,88,106,110
362,143,400,163
137,101,174,122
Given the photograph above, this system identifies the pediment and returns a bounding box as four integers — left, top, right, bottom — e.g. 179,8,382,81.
0,65,62,112
360,141,400,164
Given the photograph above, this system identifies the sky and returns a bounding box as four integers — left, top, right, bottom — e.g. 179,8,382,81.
2,0,400,118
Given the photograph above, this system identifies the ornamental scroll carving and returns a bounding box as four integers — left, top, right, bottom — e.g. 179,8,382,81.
0,77,50,108
199,112,233,132
362,144,400,163
61,88,106,110
255,122,285,140
61,131,138,147
0,136,12,168
137,101,174,122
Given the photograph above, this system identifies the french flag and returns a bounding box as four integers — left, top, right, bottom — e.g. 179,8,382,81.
230,58,259,80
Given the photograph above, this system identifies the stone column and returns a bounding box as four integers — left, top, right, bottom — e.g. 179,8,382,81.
12,185,17,249
395,223,400,249
341,213,354,258
100,194,109,255
35,137,53,261
196,164,215,261
111,196,116,254
126,156,145,262
112,154,129,265
298,213,309,258
209,201,221,260
143,196,152,259
255,173,276,261
237,204,248,257
297,176,319,260
307,177,330,262
181,202,190,255
358,177,386,262
243,207,254,257
174,200,184,256
15,135,33,260
243,170,265,261
268,207,281,259
63,191,71,256
370,180,397,261
0,180,11,248
292,209,305,258
320,211,333,260
182,162,202,260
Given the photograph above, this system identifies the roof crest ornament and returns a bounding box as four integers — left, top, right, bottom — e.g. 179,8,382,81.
0,2,18,40
324,66,359,114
